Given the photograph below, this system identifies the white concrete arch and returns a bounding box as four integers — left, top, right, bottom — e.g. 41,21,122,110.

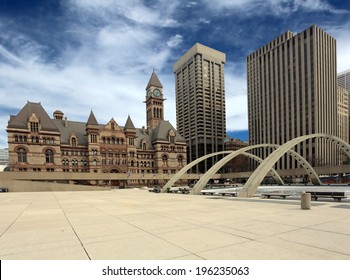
190,148,286,195
240,152,284,186
161,151,233,192
191,143,322,195
190,144,275,195
161,147,285,193
239,133,350,197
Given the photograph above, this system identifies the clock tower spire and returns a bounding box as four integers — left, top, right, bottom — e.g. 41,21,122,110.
145,70,164,130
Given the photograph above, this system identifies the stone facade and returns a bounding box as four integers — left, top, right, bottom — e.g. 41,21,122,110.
6,72,186,185
224,137,249,173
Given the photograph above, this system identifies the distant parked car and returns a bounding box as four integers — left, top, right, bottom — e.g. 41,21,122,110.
0,187,8,192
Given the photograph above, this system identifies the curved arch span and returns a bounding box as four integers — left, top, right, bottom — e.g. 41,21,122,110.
191,143,321,195
162,144,288,192
161,151,233,192
239,133,350,197
190,150,286,195
239,152,284,185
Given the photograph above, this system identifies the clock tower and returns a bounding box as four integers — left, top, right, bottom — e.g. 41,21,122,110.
145,70,164,130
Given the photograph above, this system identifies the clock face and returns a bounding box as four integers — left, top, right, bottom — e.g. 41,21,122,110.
153,89,161,97
147,90,152,97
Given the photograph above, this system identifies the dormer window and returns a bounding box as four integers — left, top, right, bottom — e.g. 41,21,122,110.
71,137,77,146
168,129,176,143
28,113,40,132
30,122,39,132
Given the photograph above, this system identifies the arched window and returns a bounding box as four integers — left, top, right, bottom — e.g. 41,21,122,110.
15,135,18,142
17,148,27,162
112,137,116,144
177,155,184,166
71,137,77,146
162,155,168,167
93,159,98,166
131,160,135,167
72,159,78,166
62,159,69,166
45,149,54,163
142,143,147,150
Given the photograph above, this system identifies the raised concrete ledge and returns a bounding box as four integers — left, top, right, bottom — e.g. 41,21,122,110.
0,179,110,192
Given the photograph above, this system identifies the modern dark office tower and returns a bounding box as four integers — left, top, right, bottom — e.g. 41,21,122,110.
247,25,340,169
173,43,226,173
338,70,350,115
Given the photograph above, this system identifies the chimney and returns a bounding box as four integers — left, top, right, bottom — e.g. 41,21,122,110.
64,117,68,128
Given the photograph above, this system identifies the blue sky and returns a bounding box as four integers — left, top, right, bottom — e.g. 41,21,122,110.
1,0,350,147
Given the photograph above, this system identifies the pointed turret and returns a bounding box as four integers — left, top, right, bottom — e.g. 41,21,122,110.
86,110,98,126
124,115,136,148
146,70,163,90
85,110,100,173
124,115,135,130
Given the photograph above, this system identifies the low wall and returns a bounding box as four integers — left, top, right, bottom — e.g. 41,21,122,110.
0,179,111,192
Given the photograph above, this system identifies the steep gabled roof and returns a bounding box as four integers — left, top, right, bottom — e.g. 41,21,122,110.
124,115,136,130
53,119,88,145
7,101,59,132
151,120,186,143
86,110,98,125
146,70,163,90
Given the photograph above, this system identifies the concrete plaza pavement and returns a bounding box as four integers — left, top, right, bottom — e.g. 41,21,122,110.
0,189,350,260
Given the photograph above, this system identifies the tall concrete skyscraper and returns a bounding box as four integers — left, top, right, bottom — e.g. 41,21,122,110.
247,25,340,169
338,70,350,115
173,43,226,173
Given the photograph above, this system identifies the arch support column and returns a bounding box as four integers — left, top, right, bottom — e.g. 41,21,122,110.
239,134,350,197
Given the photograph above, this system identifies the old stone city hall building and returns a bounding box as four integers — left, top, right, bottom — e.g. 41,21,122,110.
6,71,187,186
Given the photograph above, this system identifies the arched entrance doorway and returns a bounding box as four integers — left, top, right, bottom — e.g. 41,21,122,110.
110,169,123,187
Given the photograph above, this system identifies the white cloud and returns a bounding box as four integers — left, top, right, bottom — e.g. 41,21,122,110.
199,18,211,24
0,1,184,149
166,34,183,48
225,64,248,131
67,0,179,27
203,0,340,15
